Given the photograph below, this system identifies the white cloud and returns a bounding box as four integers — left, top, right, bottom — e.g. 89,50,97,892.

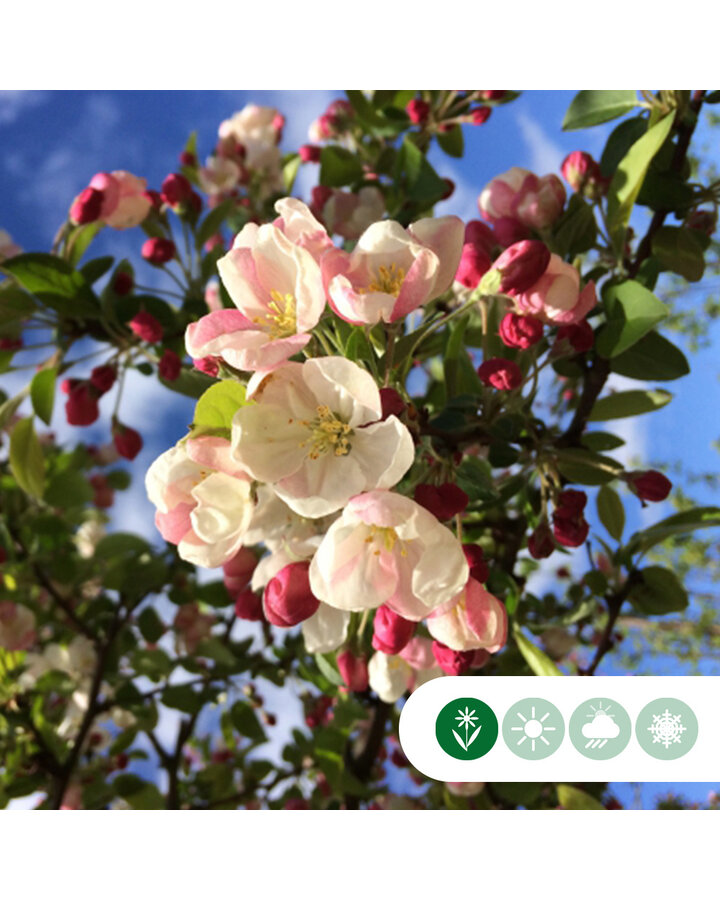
515,110,565,174
0,90,48,125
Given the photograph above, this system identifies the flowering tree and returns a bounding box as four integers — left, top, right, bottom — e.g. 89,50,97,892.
1,90,719,810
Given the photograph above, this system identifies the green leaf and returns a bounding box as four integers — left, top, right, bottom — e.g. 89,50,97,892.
230,700,266,742
315,652,345,687
195,198,235,250
398,137,447,208
161,684,204,715
161,368,215,399
552,195,598,257
9,417,45,498
44,470,93,508
283,154,302,193
630,566,688,614
596,280,668,358
581,431,625,452
492,782,542,805
193,380,247,431
0,287,37,326
556,448,623,486
557,784,605,810
610,330,689,382
626,506,720,556
1,253,99,318
80,255,114,285
651,226,706,282
597,485,625,541
0,385,30,430
66,223,104,267
113,774,164,809
138,607,165,644
436,125,464,158
588,389,672,421
95,533,150,560
514,625,563,676
562,91,639,130
319,146,363,188
606,113,675,254
195,638,236,668
600,117,648,177
30,368,56,426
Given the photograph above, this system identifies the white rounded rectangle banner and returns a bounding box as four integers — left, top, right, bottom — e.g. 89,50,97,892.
399,676,718,781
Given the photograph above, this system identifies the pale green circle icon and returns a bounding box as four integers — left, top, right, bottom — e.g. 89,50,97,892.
569,698,632,760
635,698,698,760
502,698,565,759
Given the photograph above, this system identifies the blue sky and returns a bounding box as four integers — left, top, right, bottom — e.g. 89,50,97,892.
2,90,718,809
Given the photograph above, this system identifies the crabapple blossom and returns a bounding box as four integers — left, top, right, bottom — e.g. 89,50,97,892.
145,435,255,568
102,171,152,229
312,186,386,241
197,156,241,195
626,470,672,503
231,357,414,517
372,604,415,655
301,603,350,654
337,650,369,692
512,254,597,325
493,240,550,293
263,561,319,627
309,490,469,620
186,202,327,373
479,167,565,231
499,312,544,349
323,214,463,325
368,637,442,702
427,578,508,652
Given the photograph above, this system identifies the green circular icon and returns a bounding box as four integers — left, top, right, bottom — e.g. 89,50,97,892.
502,698,565,759
635,698,698,760
435,697,498,760
569,697,632,760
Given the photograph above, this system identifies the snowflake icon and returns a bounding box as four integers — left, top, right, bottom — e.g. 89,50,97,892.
648,708,687,749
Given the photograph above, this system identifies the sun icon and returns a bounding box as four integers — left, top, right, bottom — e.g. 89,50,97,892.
510,704,557,752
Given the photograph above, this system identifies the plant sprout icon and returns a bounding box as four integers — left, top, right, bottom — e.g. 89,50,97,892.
453,706,482,752
510,704,557,752
582,701,619,749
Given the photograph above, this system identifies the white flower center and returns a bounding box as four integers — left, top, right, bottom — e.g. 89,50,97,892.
253,290,297,339
365,263,405,297
297,405,353,460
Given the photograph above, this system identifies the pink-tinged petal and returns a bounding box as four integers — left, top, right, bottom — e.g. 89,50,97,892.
328,275,396,325
465,579,507,647
231,402,307,483
186,436,249,478
186,309,256,358
275,454,366,518
218,245,272,318
302,356,382,425
389,248,437,321
320,246,352,293
235,333,312,373
399,636,436,670
408,215,464,294
155,503,194,544
550,281,598,325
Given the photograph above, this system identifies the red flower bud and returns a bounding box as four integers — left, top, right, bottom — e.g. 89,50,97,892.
141,237,176,266
470,106,491,125
372,605,415,655
112,422,143,460
414,483,469,520
112,271,133,295
158,348,182,381
494,240,550,294
626,470,672,503
432,641,475,675
298,144,322,163
337,650,369,692
556,489,587,514
143,189,163,210
406,98,431,125
161,173,193,206
223,547,257,589
193,356,220,377
272,113,285,142
528,520,555,559
179,150,197,167
378,387,406,421
552,513,589,548
555,321,594,354
89,364,116,395
232,589,265,622
499,312,544,349
561,151,604,194
70,187,104,225
455,241,492,289
477,358,523,390
263,561,319,627
89,473,114,509
465,220,497,256
462,544,489,583
65,382,99,426
129,311,163,343
0,336,22,351
493,217,530,248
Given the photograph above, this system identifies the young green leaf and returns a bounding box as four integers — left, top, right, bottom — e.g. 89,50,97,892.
588,389,672,421
514,625,563,676
30,367,57,426
562,91,639,131
9,416,45,498
596,280,668,359
193,380,247,432
596,484,625,541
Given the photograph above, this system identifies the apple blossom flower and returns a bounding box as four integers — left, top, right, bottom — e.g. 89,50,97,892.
479,167,565,231
499,312,544,349
272,197,334,262
368,637,443,702
512,254,597,325
217,105,283,192
102,171,152,229
309,490,469,620
322,215,464,325
186,204,328,374
427,578,507,652
231,358,415,517
145,435,254,568
312,186,386,241
197,156,241,195
301,602,350,654
0,602,36,651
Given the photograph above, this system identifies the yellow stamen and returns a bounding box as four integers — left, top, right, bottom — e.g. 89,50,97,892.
364,263,406,297
299,405,353,460
253,290,297,339
364,524,407,556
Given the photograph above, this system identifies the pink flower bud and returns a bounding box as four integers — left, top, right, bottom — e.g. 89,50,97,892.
263,561,319,627
64,382,99,426
89,473,114,509
477,358,522,390
626,470,672,503
272,112,285,141
557,489,587,514
112,271,133,295
561,151,606,195
223,547,258,586
494,240,550,294
455,241,492,290
89,364,116,395
372,605,416,655
406,98,431,125
179,150,197,167
233,589,265,622
499,312,543,349
493,217,530,247
193,356,220,377
528,520,554,559
414,483,469,520
298,144,321,163
432,641,475,675
158,348,182,381
142,237,176,266
337,650,369,692
161,173,193,206
552,491,589,548
378,387,406,421
144,189,163,210
470,107,491,125
465,220,497,256
112,422,143,460
129,311,163,343
462,544,489,583
555,321,594,354
70,187,104,225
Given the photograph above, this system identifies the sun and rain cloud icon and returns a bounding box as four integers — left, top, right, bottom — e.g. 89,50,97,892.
581,701,620,749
